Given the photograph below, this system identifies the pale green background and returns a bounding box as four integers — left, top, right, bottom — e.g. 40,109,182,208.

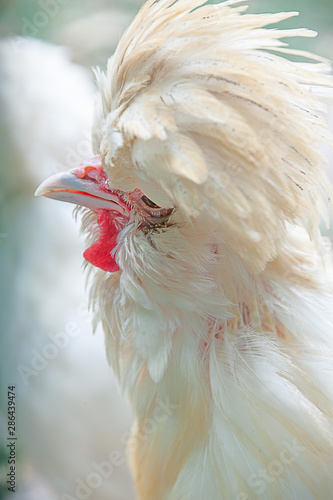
0,0,332,67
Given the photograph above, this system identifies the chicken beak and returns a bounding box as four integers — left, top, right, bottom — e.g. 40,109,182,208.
34,158,129,216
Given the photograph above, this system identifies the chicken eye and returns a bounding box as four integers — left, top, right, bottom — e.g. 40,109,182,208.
141,195,161,209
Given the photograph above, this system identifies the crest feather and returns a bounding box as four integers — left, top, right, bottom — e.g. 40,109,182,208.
93,0,333,272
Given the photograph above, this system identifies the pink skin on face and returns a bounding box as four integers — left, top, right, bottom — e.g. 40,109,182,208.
72,159,130,273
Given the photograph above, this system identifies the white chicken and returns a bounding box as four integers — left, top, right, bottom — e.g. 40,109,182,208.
36,1,333,499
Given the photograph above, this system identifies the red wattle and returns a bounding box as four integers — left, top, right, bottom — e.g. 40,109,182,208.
83,210,121,272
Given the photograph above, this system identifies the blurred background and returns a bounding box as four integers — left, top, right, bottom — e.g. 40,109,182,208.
0,0,333,68
0,1,332,500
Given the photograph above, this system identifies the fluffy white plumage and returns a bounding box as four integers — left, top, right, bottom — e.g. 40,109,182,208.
37,1,333,499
